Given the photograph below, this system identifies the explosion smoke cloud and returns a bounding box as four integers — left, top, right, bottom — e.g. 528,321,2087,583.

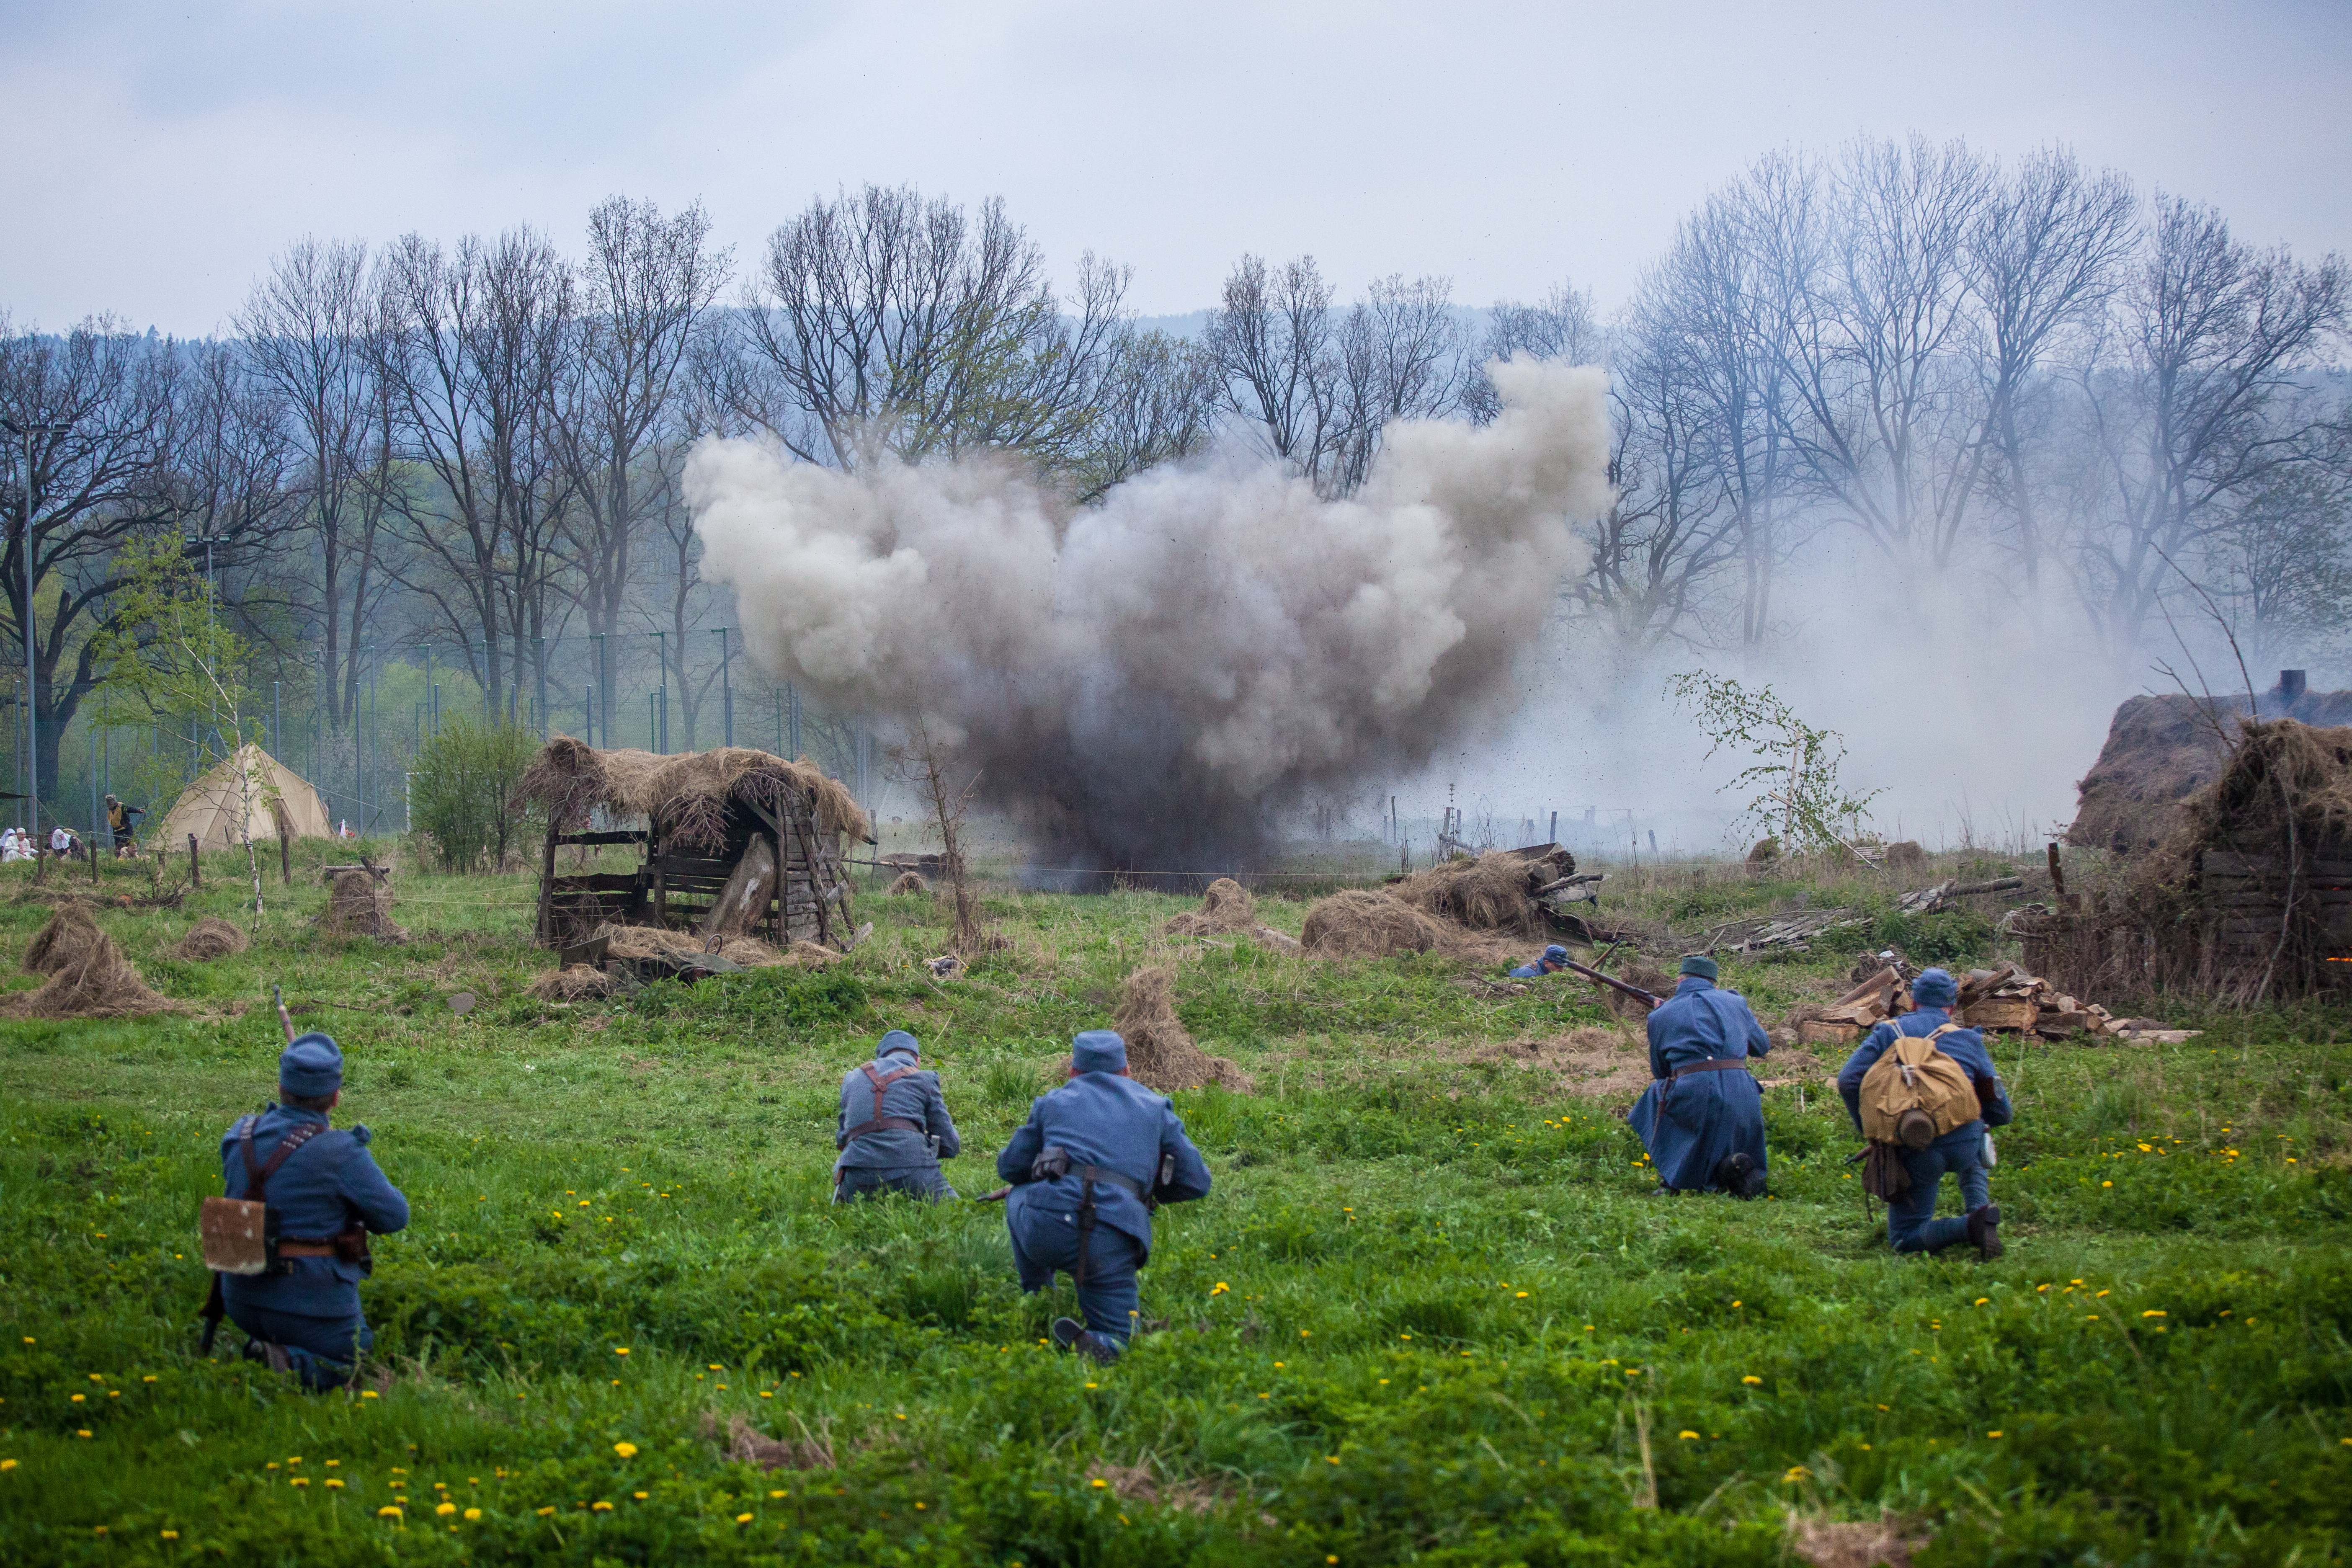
689,360,1611,871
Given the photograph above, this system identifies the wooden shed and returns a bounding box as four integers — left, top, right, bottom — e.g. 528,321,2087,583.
517,737,873,952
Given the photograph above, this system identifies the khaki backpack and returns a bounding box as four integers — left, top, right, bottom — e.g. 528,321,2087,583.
1859,1023,1981,1151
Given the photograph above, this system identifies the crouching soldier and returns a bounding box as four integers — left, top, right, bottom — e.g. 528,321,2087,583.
1837,967,2011,1259
997,1030,1212,1363
211,1034,407,1389
1509,944,1571,979
833,1030,961,1202
1626,955,1772,1197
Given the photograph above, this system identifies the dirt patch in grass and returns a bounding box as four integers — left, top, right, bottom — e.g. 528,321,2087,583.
1473,1024,1653,1102
1786,1510,1929,1568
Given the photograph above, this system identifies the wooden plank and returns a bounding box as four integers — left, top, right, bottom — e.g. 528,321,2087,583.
555,829,649,847
550,873,646,895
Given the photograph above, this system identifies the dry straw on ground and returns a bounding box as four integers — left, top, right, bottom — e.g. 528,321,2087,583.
1162,877,1259,936
526,964,625,1001
1785,1510,1929,1568
594,923,840,969
519,735,869,851
7,903,178,1019
1473,1025,1653,1102
1113,965,1253,1093
888,871,930,896
1390,852,1550,936
318,870,406,942
168,916,250,961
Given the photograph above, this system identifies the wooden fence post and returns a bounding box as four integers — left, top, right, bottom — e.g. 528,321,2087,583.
188,833,201,889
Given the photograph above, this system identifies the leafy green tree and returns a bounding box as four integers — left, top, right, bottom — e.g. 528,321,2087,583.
409,717,542,873
1669,669,1881,856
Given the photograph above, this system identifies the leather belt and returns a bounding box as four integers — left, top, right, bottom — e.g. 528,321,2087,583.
844,1116,923,1137
1674,1057,1754,1079
275,1240,338,1258
1070,1163,1148,1201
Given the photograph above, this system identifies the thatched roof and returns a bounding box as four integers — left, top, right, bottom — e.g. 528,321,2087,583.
516,736,871,854
2068,684,2352,853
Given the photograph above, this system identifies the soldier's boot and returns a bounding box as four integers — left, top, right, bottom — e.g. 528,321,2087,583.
1051,1317,1119,1365
240,1338,295,1374
1965,1202,2003,1261
1714,1152,1767,1200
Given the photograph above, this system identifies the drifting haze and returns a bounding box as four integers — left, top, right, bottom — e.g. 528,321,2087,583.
692,360,1611,871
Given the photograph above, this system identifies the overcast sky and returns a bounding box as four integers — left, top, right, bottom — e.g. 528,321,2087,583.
5,0,2347,338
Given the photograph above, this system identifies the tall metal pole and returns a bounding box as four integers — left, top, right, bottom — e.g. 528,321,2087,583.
716,628,732,748
423,645,434,735
648,632,665,753
583,685,593,747
534,635,547,740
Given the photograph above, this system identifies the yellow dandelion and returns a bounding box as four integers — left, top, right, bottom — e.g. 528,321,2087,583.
1783,1465,1810,1483
1516,1291,1529,1299
0,1460,15,1471
1988,1430,2004,1438
291,1478,311,1488
1326,1455,1341,1465
75,1430,92,1439
769,1489,788,1498
1974,1297,1989,1305
1091,1478,1109,1488
464,1507,481,1522
735,1512,753,1524
536,1506,556,1517
435,1502,455,1516
1742,1375,1762,1386
160,1529,178,1539
378,1506,402,1519
613,1442,638,1459
634,1490,650,1499
70,1394,84,1403
326,1480,345,1490
361,1391,379,1399
1678,1430,1700,1440
2142,1310,2166,1318
592,1500,614,1512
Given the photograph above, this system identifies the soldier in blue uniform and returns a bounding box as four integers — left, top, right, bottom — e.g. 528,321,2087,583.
1625,955,1772,1197
833,1030,962,1201
1836,968,2011,1259
1509,944,1571,979
995,1030,1212,1363
214,1034,408,1389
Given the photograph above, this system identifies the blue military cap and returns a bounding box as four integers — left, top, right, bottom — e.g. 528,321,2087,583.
1679,954,1720,981
279,1032,343,1096
1912,968,1959,1007
1071,1029,1127,1074
1543,944,1568,963
877,1029,921,1059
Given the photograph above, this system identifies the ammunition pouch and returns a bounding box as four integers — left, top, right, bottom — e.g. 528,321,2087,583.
1860,1141,1912,1200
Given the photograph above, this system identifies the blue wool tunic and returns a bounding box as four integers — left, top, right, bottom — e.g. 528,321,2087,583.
1625,976,1772,1190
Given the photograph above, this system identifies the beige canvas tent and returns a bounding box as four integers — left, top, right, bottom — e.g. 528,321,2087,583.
155,744,334,851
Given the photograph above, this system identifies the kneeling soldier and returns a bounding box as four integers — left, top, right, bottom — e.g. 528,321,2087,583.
997,1030,1212,1363
833,1030,961,1202
213,1034,408,1389
1837,967,2011,1259
1626,954,1772,1197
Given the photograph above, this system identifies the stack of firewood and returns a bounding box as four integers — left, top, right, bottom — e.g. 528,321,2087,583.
1787,960,2198,1046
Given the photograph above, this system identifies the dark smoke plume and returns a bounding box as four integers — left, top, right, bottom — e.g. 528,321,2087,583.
690,360,1612,872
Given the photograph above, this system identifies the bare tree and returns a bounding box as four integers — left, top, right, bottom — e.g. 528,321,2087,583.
2068,196,2347,663
1468,281,1602,423
737,184,1132,476
1960,149,2138,586
1064,329,1216,503
0,315,183,802
1769,135,1996,570
554,196,727,740
373,227,578,722
1325,274,1473,493
1204,253,1343,484
238,237,394,742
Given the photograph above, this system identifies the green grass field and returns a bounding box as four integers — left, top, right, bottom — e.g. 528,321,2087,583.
2,841,2348,1565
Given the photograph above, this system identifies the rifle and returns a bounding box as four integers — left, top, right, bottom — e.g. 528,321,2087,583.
1556,957,1663,1011
274,984,296,1043
977,1186,1014,1203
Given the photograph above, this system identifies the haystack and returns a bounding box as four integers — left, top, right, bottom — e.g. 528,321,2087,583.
319,870,406,942
6,905,177,1019
1300,890,1441,957
1113,965,1252,1093
888,872,930,896
1163,877,1258,936
528,964,625,1001
1881,840,1927,872
169,916,250,961
1391,852,1553,936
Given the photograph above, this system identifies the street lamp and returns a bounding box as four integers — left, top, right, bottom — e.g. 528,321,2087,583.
3,417,71,843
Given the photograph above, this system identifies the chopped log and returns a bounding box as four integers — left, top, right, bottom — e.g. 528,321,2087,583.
1960,996,2040,1032
1798,1019,1862,1047
702,837,779,939
2035,1012,2086,1039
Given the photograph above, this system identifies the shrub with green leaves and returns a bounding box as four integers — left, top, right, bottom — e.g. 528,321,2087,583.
407,717,543,873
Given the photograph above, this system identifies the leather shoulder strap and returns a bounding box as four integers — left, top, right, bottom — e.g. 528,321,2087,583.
246,1121,326,1205
861,1061,918,1101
